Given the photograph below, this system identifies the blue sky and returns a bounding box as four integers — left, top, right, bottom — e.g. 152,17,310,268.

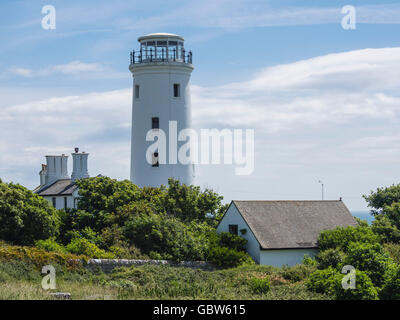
1,0,400,211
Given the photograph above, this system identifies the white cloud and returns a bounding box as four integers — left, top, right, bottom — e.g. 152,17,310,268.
7,61,121,78
8,67,33,77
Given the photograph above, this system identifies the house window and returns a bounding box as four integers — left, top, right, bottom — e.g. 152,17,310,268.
173,83,180,97
152,152,159,167
135,85,140,99
229,224,238,235
152,117,159,129
64,197,68,210
52,197,56,208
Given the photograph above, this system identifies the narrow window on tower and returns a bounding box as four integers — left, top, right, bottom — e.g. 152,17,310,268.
52,197,56,208
64,197,68,210
173,83,180,97
151,117,159,129
152,151,159,167
135,85,140,99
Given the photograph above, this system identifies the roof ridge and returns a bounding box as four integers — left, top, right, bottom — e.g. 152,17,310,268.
232,200,342,202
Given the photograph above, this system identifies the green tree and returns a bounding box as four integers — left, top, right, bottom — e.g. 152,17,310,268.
316,248,346,270
343,242,392,287
371,215,400,243
123,212,207,261
75,176,141,216
0,180,60,245
363,183,400,216
333,270,378,300
380,264,400,300
318,226,380,252
162,178,227,223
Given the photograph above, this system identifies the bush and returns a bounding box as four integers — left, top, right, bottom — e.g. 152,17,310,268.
333,270,379,300
380,264,400,300
383,243,400,264
280,264,316,283
343,242,391,287
249,277,270,294
66,238,115,259
302,254,317,267
212,232,247,252
0,242,86,269
35,238,66,253
307,267,339,295
318,226,380,252
207,246,253,268
316,248,345,270
123,212,207,261
0,181,60,245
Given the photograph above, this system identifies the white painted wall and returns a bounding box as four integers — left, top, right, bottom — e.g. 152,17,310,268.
130,34,194,188
217,203,261,263
259,248,318,267
44,195,75,210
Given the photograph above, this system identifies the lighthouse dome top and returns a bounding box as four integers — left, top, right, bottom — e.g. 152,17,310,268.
138,33,184,42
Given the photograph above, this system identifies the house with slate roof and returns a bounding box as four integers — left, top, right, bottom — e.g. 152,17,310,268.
33,148,89,210
217,200,357,266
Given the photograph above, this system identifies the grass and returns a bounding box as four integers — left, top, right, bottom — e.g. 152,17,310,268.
0,258,330,300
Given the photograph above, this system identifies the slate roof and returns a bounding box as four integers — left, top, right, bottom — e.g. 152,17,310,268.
230,200,357,250
35,179,78,196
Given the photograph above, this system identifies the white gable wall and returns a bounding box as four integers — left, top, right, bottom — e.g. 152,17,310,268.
260,248,318,267
217,203,261,263
43,195,76,210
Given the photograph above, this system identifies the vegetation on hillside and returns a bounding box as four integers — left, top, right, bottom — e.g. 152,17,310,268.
306,183,400,300
0,177,400,300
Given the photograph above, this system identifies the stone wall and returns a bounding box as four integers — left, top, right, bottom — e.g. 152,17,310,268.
84,259,214,273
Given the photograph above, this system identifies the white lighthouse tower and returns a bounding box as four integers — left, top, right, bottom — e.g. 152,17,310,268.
129,33,194,187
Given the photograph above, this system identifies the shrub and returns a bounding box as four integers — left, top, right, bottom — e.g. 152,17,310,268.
0,242,86,269
280,264,316,283
66,238,115,259
249,277,270,294
0,181,60,245
306,267,339,295
316,248,346,270
123,212,207,261
333,270,379,300
215,232,247,252
343,242,392,287
380,264,400,300
383,243,400,264
302,254,317,267
35,238,66,253
207,246,252,268
318,226,380,252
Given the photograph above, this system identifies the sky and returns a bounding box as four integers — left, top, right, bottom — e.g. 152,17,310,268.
1,0,400,212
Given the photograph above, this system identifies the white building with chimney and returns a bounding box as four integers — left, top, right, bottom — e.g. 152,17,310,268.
33,147,89,210
129,33,194,187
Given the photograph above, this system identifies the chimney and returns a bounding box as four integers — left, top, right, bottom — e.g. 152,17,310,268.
39,164,47,186
45,154,70,185
71,147,89,181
